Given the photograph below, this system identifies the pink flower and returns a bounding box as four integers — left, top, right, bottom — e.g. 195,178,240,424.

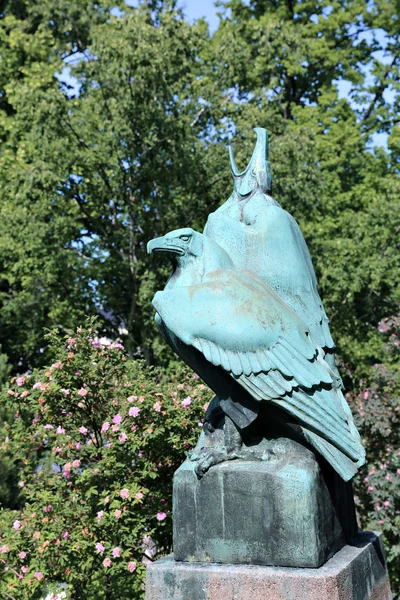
44,505,52,513
78,388,87,397
76,442,81,450
79,426,88,435
156,512,167,521
120,488,129,499
153,401,162,412
114,509,122,519
61,388,70,395
397,468,400,475
129,406,140,417
119,432,127,442
17,376,26,386
113,414,122,424
18,481,24,488
56,426,65,434
127,395,137,403
0,545,10,553
128,561,137,573
135,492,143,500
33,531,40,540
50,361,62,371
182,396,192,408
62,531,70,539
13,520,21,530
18,552,26,559
384,501,391,507
44,424,54,430
101,422,110,433
96,543,105,553
72,460,81,468
363,390,369,400
131,425,137,431
112,424,119,433
33,382,43,389
21,565,28,573
177,384,184,390
368,486,375,491
103,557,112,568
34,572,43,581
112,547,121,557
97,511,104,522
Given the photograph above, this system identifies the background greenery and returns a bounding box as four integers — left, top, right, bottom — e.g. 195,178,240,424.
0,0,399,597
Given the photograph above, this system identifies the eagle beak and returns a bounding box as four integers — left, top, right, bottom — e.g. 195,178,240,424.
147,236,185,257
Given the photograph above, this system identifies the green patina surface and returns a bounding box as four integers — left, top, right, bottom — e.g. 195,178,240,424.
148,128,364,567
173,443,356,568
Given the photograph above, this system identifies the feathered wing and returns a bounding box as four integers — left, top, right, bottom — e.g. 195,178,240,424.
153,269,365,481
205,206,342,384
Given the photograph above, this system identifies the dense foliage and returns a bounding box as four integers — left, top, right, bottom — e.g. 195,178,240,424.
0,321,398,598
351,315,400,595
0,0,399,378
0,324,211,599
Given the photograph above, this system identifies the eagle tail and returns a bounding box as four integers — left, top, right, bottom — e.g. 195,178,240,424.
301,427,363,482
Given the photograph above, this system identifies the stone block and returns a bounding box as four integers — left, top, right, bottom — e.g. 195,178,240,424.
173,453,356,567
146,532,392,600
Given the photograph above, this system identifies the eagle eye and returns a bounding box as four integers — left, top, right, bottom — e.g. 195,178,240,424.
179,235,190,242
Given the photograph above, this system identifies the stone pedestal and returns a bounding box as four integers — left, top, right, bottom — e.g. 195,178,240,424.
146,532,392,600
173,453,356,567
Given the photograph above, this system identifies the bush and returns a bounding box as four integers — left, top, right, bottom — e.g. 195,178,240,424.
0,322,211,599
350,316,400,597
0,319,399,598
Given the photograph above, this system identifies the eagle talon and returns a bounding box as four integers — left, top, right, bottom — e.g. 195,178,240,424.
193,447,238,478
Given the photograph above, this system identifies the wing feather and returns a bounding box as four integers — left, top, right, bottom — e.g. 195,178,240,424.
153,268,364,475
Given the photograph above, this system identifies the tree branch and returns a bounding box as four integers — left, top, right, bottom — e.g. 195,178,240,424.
361,54,399,124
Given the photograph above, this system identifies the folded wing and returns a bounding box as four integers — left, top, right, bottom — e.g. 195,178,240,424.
153,268,365,480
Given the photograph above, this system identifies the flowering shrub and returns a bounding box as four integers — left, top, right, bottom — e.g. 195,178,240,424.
0,318,399,598
350,316,400,597
0,323,210,599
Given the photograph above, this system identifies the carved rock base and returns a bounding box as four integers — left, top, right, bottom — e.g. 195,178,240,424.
145,532,392,600
173,450,357,567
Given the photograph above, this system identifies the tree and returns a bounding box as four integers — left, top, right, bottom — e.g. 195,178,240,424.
209,0,400,379
0,0,228,371
1,0,400,383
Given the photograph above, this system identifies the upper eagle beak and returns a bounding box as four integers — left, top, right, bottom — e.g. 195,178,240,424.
147,236,185,257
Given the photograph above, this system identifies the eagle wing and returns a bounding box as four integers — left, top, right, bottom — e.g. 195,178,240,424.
153,268,365,480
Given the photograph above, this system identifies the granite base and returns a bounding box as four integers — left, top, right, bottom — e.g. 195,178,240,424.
145,532,392,600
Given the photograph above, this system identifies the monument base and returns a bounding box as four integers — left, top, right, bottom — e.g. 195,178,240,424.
145,532,392,600
173,448,357,567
